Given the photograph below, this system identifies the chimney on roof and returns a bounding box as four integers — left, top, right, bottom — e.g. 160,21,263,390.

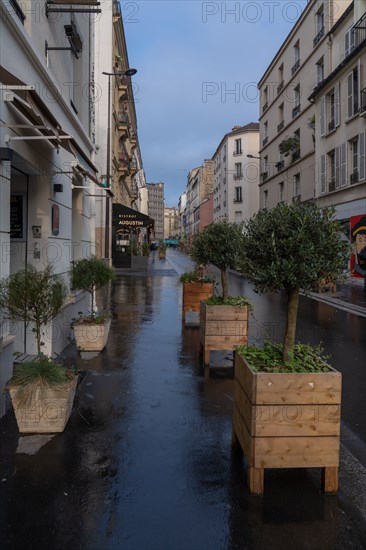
232,125,242,130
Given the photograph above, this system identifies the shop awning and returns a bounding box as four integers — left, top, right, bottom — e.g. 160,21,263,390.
113,204,152,228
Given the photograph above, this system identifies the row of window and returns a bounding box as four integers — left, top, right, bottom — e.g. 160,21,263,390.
320,132,366,193
263,174,301,208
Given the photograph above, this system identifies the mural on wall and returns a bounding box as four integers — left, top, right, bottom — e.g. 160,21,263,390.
350,215,366,278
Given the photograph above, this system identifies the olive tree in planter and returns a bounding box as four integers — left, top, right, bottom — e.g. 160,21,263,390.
233,201,348,494
189,222,252,367
70,256,115,352
0,264,78,433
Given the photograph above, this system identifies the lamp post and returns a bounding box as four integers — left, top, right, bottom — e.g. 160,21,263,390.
102,68,137,260
246,154,260,159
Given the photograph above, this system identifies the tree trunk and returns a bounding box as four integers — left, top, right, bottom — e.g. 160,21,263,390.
90,289,94,320
221,269,228,299
283,287,300,363
36,322,42,356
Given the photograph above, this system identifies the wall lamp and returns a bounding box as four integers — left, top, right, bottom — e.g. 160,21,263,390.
247,154,260,159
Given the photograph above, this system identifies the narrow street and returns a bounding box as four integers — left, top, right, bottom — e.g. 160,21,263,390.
1,250,365,550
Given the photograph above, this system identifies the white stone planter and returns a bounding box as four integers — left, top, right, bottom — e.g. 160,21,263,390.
10,376,78,434
73,318,111,352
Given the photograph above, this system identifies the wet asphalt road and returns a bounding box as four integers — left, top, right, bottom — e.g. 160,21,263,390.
0,249,365,550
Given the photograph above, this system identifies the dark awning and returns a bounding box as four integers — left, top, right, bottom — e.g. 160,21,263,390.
113,204,152,228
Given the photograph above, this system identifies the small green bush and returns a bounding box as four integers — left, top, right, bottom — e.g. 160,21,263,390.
204,295,253,309
180,271,215,284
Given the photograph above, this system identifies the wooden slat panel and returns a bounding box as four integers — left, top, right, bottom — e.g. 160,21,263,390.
233,405,254,464
203,304,249,321
204,321,248,336
183,283,214,294
204,335,248,350
234,380,254,435
253,435,340,468
252,404,341,437
235,354,342,405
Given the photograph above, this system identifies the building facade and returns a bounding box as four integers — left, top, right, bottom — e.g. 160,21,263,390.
147,182,165,241
212,123,260,223
185,160,213,237
164,207,180,240
258,0,352,210
309,0,366,236
0,0,101,416
94,0,146,259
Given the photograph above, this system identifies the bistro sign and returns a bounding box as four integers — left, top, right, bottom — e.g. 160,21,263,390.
112,203,152,229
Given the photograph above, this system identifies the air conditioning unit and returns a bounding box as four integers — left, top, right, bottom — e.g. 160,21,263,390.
64,21,83,53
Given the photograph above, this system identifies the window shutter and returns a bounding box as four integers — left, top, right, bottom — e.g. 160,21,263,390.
347,72,353,117
340,143,347,187
335,146,341,188
320,154,326,193
320,96,326,135
360,132,365,181
334,83,340,127
345,30,350,57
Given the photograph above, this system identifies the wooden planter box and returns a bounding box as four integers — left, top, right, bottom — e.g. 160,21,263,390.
74,318,111,352
10,376,78,433
182,282,214,324
232,353,342,495
200,302,249,366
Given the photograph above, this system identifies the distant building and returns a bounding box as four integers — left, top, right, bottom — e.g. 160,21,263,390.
212,123,260,224
178,192,187,238
164,207,180,240
147,182,165,241
185,160,214,237
200,194,214,230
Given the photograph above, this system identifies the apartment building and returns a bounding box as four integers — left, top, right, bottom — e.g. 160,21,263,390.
94,0,145,259
309,0,366,234
0,0,101,416
212,123,260,223
147,182,165,241
258,0,352,209
164,207,180,240
185,160,213,237
178,192,187,239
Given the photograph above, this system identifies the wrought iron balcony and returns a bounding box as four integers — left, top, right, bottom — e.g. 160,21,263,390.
292,104,301,118
328,119,336,131
277,81,284,94
350,171,359,185
261,172,268,181
262,101,268,113
353,12,366,47
360,87,366,115
276,160,284,171
233,150,242,156
233,173,243,181
291,59,300,75
233,198,243,203
328,179,336,192
313,26,324,47
291,150,300,163
262,136,268,146
277,120,284,132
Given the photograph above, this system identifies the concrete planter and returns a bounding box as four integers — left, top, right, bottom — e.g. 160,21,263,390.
182,282,214,325
10,376,78,434
73,318,111,352
232,353,341,494
200,302,249,366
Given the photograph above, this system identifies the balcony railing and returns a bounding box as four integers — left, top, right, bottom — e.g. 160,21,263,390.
261,172,268,181
277,120,284,132
233,150,242,156
118,111,130,125
291,59,300,75
350,171,359,185
233,174,243,181
277,80,284,94
313,26,324,47
292,104,301,118
291,150,300,163
360,87,366,114
9,0,25,23
353,12,366,47
233,198,243,203
262,101,268,113
262,136,268,146
328,119,336,132
329,179,336,192
276,160,284,171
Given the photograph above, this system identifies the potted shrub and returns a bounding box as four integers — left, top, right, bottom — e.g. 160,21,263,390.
180,267,215,325
0,264,78,433
158,244,167,259
70,256,115,352
189,222,252,367
233,201,348,494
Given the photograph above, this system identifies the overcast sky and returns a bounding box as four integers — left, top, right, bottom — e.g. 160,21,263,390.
123,0,308,207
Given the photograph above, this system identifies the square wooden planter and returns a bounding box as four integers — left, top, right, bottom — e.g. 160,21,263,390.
159,252,166,260
73,318,111,352
200,302,249,366
232,353,342,494
182,282,214,324
10,376,78,433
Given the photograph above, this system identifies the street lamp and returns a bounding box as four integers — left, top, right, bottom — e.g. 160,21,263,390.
102,68,137,259
247,154,260,159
